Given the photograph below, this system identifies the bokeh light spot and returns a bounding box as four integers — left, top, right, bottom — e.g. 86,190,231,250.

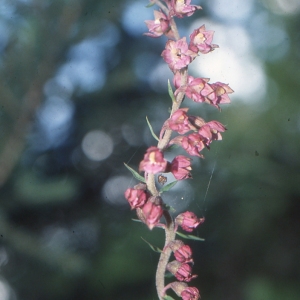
102,175,132,206
190,20,267,104
81,130,113,161
0,280,10,300
121,1,152,36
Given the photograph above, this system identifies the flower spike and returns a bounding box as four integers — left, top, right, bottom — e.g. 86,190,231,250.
124,2,233,299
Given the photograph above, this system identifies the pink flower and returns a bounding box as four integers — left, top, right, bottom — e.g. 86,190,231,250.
198,121,226,146
175,244,193,264
169,282,200,300
144,10,175,39
170,133,205,157
205,82,234,109
124,187,148,209
175,211,205,232
167,260,197,282
181,286,201,300
169,155,192,180
189,25,219,54
168,0,202,18
175,75,214,103
139,146,167,174
162,38,197,72
137,196,164,230
163,108,192,136
168,240,194,263
187,115,206,129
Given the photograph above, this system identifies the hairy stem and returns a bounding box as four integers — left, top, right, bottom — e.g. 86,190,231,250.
156,211,176,299
144,3,188,298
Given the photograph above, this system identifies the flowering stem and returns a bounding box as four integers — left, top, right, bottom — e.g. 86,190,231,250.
151,0,169,15
158,68,187,151
146,60,188,296
124,1,232,299
146,172,158,196
156,211,176,299
143,10,188,295
169,17,180,41
153,67,188,300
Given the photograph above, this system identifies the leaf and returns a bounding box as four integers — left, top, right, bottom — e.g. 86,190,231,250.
163,296,175,300
131,218,142,223
168,79,176,103
164,272,174,278
146,116,159,142
124,163,146,183
146,1,155,8
163,204,176,213
164,144,179,152
160,181,177,193
141,237,162,253
176,231,205,241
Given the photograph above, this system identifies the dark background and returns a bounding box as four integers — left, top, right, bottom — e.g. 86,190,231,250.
0,0,300,299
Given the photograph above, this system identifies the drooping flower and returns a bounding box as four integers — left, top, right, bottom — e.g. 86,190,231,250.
175,211,205,232
198,121,226,146
181,286,201,300
169,155,192,180
139,146,168,174
189,25,219,54
205,82,234,109
167,260,197,282
187,115,206,129
160,108,192,139
169,282,200,300
144,10,175,39
162,38,197,72
124,186,148,209
175,75,214,103
168,240,194,263
136,196,164,230
170,133,206,157
168,0,202,18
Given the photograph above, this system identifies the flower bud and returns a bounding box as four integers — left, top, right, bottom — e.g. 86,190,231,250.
124,187,148,210
168,240,194,263
175,245,193,264
175,211,205,232
169,282,200,300
169,155,192,180
167,260,197,282
137,196,164,230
